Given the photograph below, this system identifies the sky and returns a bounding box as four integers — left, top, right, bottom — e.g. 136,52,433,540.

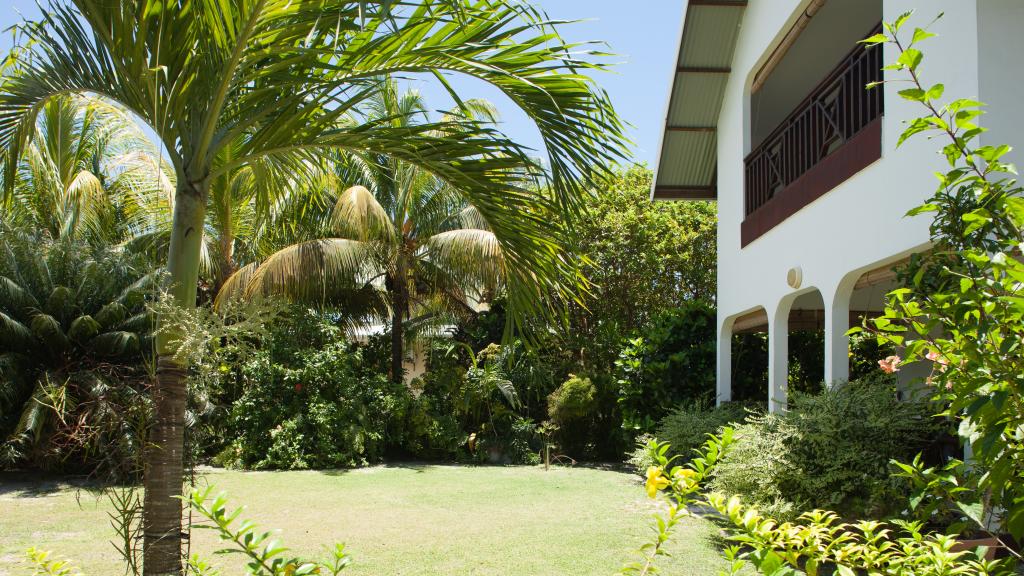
0,1,683,166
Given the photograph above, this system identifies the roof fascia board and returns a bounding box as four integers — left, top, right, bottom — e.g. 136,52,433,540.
648,1,692,202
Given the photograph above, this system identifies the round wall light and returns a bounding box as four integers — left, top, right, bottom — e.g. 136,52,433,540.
787,267,803,289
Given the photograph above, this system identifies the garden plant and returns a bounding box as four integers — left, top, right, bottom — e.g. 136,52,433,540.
0,1,629,572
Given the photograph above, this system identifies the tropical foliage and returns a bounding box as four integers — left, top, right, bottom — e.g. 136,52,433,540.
565,165,716,360
0,223,155,478
860,13,1024,540
0,93,172,247
219,79,512,383
707,375,945,521
0,1,629,570
211,314,405,470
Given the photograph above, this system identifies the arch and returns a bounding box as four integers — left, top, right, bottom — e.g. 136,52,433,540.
827,250,927,390
767,287,823,412
717,306,767,406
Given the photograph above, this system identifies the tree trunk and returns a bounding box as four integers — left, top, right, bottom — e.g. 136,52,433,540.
143,179,207,576
215,231,236,295
390,254,407,385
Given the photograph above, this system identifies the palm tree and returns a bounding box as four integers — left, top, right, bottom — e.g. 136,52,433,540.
126,148,298,298
0,2,627,573
220,79,509,383
1,93,172,246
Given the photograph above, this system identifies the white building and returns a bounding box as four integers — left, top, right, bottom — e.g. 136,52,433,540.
652,0,1024,412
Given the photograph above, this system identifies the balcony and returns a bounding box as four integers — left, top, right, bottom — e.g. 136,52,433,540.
741,24,884,246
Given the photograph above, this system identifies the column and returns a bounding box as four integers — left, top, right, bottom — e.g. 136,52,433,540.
824,285,852,388
716,318,733,405
767,305,789,413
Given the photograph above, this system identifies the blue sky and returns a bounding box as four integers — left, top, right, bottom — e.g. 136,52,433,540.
0,1,682,165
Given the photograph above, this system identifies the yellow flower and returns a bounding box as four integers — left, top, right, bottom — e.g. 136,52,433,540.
645,466,670,498
673,467,698,489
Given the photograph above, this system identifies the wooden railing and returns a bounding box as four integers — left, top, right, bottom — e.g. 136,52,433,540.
744,25,884,217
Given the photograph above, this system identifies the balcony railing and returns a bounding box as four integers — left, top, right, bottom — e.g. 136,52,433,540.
744,24,884,219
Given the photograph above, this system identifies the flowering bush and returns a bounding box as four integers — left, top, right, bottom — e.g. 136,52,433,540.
857,12,1024,539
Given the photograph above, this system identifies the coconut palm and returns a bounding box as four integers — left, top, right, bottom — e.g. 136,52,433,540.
126,149,296,297
220,80,511,382
0,223,156,478
0,2,627,572
0,93,173,246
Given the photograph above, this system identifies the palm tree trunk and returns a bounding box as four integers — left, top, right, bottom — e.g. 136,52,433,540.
215,231,236,293
390,255,407,385
143,178,207,576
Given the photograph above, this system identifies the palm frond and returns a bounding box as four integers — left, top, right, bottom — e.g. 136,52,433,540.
331,185,397,242
29,313,70,354
245,239,383,307
423,228,505,294
0,310,34,352
0,275,40,319
90,331,140,357
214,263,258,310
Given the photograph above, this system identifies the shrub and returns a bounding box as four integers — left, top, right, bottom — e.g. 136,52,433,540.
218,341,409,470
706,411,800,520
708,375,946,520
654,401,756,465
546,374,602,457
624,433,656,476
615,301,716,433
632,431,1017,576
547,374,597,422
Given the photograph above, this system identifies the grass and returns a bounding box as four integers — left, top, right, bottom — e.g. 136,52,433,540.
0,464,735,575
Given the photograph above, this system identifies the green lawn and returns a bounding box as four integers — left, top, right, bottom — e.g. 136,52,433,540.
1,465,734,575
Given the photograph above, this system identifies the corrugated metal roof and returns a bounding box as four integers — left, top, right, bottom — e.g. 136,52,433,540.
657,131,717,188
667,72,730,127
652,1,747,201
679,6,745,68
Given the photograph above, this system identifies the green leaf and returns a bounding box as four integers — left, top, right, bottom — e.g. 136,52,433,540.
860,33,889,45
897,48,923,72
912,28,937,44
894,12,913,32
898,88,926,102
906,203,939,216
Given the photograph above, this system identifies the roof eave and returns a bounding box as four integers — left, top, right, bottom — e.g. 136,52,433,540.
651,0,746,202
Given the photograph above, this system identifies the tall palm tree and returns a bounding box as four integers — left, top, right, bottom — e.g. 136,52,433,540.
219,79,509,383
0,2,627,573
126,147,304,297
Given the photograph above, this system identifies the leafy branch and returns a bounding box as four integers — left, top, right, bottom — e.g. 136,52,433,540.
183,486,351,576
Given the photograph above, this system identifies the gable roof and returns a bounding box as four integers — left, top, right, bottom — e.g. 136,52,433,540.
651,1,746,201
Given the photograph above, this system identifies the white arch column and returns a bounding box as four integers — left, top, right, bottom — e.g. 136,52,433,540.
767,302,790,413
716,316,734,405
823,282,854,387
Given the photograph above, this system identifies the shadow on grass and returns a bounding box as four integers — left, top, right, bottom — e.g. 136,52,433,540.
0,470,106,499
317,461,431,476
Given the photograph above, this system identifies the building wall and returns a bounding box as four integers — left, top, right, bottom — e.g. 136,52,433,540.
714,0,994,401
978,0,1024,167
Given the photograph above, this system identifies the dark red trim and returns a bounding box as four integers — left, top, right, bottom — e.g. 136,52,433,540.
666,126,717,132
740,117,882,247
654,186,717,200
677,66,732,74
